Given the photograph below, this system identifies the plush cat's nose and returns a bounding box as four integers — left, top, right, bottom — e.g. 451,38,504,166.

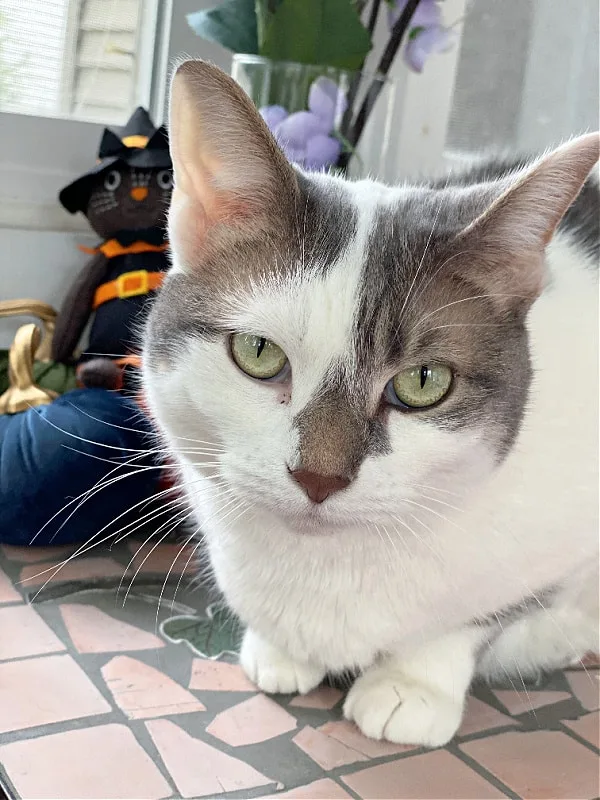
130,187,148,201
290,469,351,504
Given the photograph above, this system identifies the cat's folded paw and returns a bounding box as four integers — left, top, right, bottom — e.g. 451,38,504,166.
240,629,325,695
344,668,464,748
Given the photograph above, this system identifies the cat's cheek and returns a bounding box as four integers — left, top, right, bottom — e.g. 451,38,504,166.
277,388,291,405
147,357,171,375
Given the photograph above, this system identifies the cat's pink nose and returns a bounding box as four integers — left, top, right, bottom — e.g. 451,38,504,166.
290,469,351,504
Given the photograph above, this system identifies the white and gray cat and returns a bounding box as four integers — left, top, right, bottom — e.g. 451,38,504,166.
143,60,599,747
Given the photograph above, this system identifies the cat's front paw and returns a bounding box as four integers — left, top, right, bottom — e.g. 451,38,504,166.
240,629,325,695
344,668,464,748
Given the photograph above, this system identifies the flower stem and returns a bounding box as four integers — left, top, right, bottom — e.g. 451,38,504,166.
366,0,382,36
347,0,421,151
255,0,269,49
378,0,422,74
338,0,384,161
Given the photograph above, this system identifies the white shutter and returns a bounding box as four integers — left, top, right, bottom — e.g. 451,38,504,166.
0,0,148,124
0,0,69,116
68,0,141,122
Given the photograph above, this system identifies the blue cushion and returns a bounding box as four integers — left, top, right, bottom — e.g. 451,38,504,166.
0,389,161,546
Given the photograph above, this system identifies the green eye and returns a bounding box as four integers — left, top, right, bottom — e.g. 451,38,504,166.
230,334,288,380
391,364,452,408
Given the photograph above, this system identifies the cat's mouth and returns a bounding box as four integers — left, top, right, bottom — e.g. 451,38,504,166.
224,467,359,532
270,498,354,534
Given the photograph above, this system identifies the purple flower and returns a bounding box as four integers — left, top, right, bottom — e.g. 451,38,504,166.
388,0,454,72
388,0,441,30
404,24,455,72
304,134,342,170
308,77,348,132
259,105,288,129
276,110,329,145
258,78,346,171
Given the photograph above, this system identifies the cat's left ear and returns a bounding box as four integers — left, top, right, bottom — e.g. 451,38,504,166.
456,133,599,300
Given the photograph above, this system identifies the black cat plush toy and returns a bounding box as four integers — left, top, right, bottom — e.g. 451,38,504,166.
0,108,173,547
54,106,173,388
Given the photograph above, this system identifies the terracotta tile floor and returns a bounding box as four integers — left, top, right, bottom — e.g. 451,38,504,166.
0,540,598,800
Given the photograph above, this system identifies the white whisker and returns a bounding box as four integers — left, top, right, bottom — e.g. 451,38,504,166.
413,293,530,330
397,188,446,325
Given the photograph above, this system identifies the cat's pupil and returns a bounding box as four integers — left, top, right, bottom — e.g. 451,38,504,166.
256,338,266,358
420,366,429,389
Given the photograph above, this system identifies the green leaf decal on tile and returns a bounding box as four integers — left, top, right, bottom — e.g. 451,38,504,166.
161,604,243,659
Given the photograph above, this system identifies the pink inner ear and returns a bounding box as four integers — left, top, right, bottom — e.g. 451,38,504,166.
195,185,259,229
170,184,257,268
177,146,263,229
168,61,298,248
209,192,255,224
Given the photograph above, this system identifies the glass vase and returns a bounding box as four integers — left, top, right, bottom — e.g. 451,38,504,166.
231,54,394,180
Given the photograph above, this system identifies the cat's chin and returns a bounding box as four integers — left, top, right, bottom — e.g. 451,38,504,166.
263,500,356,535
284,513,340,535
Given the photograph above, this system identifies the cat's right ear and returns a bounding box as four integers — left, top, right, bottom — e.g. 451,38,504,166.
453,132,599,310
168,60,297,238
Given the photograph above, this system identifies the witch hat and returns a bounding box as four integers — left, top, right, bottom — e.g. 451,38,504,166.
59,107,172,215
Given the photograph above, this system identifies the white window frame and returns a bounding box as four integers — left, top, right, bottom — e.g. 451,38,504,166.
0,0,165,233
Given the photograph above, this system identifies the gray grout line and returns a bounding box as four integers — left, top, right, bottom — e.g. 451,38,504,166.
556,719,600,756
0,770,17,800
447,741,521,800
335,778,363,800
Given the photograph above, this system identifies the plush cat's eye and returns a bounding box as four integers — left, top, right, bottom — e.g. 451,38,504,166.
389,364,452,409
104,170,121,191
230,334,288,380
156,170,173,190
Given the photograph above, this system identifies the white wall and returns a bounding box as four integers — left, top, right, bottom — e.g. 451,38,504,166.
0,229,94,346
446,0,599,154
517,0,599,151
0,112,102,347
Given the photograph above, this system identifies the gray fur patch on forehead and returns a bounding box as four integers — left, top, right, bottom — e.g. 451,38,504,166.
294,170,358,270
398,181,503,236
353,185,531,457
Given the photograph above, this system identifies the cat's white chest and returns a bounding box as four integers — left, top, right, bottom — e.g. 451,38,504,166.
201,511,450,672
208,542,393,670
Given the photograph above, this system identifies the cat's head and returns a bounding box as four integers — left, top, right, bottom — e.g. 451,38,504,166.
143,60,598,532
85,166,173,239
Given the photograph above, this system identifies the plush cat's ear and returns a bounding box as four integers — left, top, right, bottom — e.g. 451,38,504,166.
168,60,297,232
456,133,599,302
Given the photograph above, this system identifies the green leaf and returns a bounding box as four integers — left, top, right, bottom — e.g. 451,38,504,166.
187,0,259,54
255,0,285,47
161,604,243,659
408,25,425,39
261,0,372,70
